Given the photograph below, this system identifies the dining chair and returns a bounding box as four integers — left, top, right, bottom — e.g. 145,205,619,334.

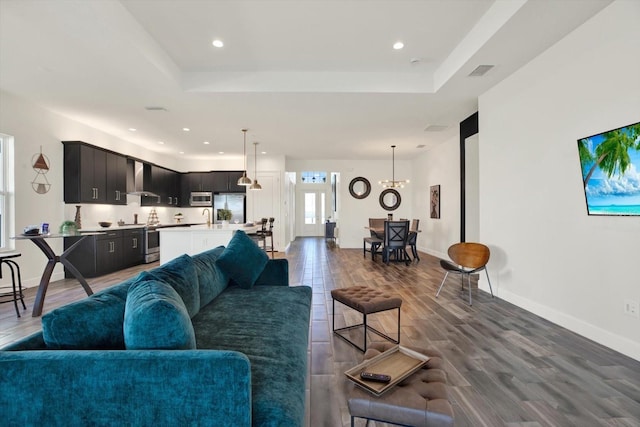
382,220,411,266
263,217,275,258
436,242,494,305
407,219,420,261
363,218,385,260
250,218,268,250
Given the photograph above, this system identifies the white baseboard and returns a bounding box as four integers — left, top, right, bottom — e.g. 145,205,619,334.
483,284,640,362
21,271,65,290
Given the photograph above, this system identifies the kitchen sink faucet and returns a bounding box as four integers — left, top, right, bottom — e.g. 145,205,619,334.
203,208,211,227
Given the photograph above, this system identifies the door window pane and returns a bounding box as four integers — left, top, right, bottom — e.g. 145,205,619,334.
304,192,316,224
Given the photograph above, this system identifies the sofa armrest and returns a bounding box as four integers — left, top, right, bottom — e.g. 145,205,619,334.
255,258,289,286
0,349,251,427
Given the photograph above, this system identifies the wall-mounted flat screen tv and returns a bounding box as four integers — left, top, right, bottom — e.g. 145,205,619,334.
577,121,640,215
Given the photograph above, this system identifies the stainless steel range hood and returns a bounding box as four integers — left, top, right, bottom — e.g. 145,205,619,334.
127,160,159,198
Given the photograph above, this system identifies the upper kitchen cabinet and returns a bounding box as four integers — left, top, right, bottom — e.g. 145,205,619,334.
181,172,214,192
212,171,246,193
106,152,127,205
63,141,109,204
141,164,180,207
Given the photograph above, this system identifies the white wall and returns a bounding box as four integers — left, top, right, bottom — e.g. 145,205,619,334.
286,158,413,248
479,0,640,360
411,134,462,259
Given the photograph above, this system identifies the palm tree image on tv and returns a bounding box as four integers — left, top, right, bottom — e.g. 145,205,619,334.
577,122,640,215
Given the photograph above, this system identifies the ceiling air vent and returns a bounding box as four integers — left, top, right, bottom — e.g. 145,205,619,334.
416,144,426,149
145,106,168,111
424,125,448,132
468,65,494,77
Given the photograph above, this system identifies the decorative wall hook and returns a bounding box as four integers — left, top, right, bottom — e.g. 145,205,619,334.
31,146,51,194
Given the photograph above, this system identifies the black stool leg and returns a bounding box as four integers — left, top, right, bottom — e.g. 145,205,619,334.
3,260,24,317
7,260,26,311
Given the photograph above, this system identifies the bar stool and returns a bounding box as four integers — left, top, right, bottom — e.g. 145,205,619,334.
0,251,26,317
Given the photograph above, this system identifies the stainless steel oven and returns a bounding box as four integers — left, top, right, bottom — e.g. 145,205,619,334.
143,226,160,263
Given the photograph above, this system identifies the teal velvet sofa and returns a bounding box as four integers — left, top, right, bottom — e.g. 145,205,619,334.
0,231,312,427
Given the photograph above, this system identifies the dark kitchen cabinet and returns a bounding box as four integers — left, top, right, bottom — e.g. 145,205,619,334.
182,172,214,192
64,228,144,278
63,141,128,205
106,152,127,205
95,231,123,276
64,142,107,203
211,171,247,193
180,172,215,206
141,164,180,206
121,229,143,267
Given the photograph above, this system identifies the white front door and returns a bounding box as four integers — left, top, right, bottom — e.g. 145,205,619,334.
301,190,326,236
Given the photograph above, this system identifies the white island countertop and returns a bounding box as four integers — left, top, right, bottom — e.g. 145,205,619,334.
159,223,260,264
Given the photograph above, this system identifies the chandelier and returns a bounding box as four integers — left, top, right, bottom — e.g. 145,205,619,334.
379,145,409,188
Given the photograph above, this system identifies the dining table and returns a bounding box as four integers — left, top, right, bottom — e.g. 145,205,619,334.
12,232,102,316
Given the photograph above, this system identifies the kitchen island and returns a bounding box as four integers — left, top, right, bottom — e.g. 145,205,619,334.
159,223,260,264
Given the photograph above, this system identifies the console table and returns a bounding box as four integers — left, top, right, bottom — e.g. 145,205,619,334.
12,233,99,316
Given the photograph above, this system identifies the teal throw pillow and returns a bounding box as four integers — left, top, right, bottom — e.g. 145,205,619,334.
42,279,134,349
140,254,200,318
192,246,229,308
124,278,196,350
216,230,269,289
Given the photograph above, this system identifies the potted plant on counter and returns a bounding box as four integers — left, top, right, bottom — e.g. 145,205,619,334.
218,209,232,225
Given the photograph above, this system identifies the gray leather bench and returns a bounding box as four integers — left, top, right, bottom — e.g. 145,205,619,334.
348,342,454,427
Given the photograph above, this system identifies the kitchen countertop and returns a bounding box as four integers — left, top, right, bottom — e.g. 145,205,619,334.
78,222,205,232
158,223,259,233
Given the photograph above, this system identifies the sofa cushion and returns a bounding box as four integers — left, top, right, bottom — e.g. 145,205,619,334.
140,254,200,318
42,279,134,349
216,230,268,289
192,246,229,308
192,285,312,426
124,278,196,350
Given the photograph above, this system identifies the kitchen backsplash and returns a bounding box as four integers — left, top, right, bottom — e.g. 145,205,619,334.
62,195,215,229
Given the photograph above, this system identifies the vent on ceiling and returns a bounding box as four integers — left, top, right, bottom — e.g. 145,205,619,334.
416,144,426,149
145,106,168,111
424,125,448,132
468,65,494,77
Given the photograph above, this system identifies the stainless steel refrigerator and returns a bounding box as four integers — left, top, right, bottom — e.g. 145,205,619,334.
213,193,246,224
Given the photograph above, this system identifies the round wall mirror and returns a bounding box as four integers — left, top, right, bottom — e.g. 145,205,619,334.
349,177,371,199
379,189,401,211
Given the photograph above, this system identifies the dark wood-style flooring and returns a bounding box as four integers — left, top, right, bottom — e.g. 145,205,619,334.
2,237,639,426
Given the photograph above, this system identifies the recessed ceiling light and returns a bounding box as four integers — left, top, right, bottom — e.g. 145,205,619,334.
157,141,165,145
179,151,185,154
393,41,404,50
182,127,190,132
261,151,267,155
203,141,210,145
212,39,224,48
218,151,224,154
128,128,137,132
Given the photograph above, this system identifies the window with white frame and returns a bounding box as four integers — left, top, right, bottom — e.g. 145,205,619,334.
300,171,327,184
0,134,14,250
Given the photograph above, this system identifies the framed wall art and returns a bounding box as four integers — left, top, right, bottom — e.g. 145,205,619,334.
430,185,440,219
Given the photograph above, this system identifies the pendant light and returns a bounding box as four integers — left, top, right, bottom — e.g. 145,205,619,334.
250,142,262,191
379,145,409,188
237,129,252,186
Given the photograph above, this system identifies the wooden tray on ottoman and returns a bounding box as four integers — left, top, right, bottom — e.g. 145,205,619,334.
345,345,430,396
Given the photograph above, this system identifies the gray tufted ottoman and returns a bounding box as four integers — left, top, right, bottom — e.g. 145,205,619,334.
331,285,402,352
348,342,454,427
